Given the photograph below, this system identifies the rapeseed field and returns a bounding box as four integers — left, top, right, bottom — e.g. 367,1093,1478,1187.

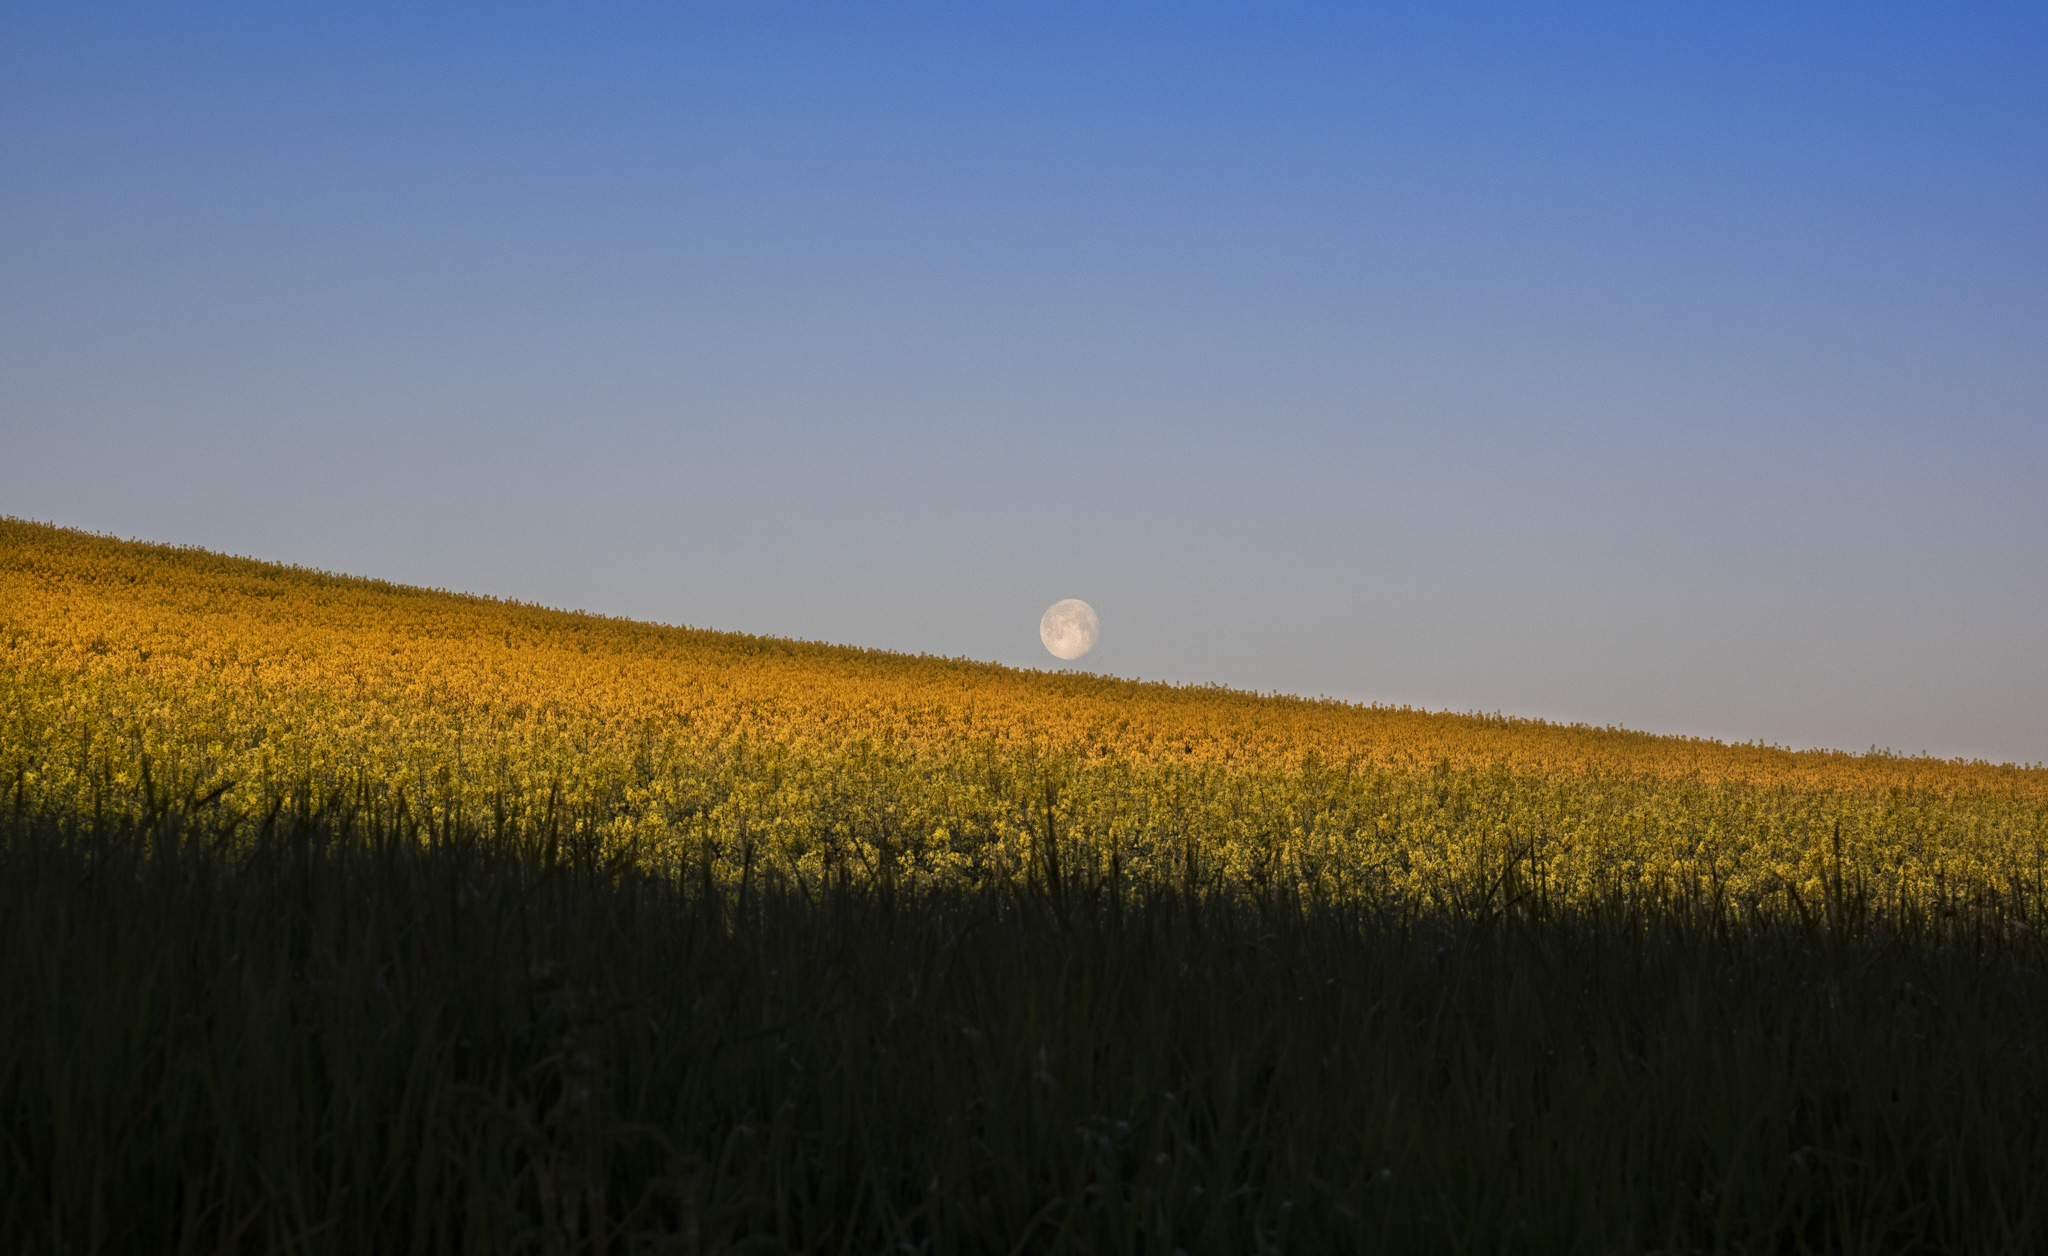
5,516,2044,915
10,516,2048,1253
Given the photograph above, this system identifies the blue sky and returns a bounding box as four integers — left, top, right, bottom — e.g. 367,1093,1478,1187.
3,3,2044,763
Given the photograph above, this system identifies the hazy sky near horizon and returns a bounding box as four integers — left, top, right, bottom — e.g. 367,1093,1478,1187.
3,3,2044,763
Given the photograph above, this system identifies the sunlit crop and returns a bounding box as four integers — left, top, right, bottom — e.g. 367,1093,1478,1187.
5,517,2044,913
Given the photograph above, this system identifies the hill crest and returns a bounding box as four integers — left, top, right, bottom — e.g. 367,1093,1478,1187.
4,516,2040,789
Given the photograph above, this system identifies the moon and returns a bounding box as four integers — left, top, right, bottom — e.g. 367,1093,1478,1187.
1039,599,1099,661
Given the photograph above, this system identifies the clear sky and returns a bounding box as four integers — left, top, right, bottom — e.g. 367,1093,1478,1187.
3,3,2043,764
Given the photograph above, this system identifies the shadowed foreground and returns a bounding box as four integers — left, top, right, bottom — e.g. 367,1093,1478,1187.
5,800,2046,1255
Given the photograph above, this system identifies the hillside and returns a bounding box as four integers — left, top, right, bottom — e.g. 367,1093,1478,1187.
3,518,2035,789
4,517,2045,905
9,518,2048,1252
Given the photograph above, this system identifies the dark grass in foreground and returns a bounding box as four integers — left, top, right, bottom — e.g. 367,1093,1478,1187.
6,810,2047,1254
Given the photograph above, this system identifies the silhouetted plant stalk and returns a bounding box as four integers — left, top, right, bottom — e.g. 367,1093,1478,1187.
7,789,2048,1253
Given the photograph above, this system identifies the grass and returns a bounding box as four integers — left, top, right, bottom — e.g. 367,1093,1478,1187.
7,786,2046,1254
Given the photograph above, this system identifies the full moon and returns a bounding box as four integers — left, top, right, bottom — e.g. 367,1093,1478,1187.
1039,599,1100,661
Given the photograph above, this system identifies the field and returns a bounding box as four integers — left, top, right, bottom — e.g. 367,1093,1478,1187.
6,517,2048,1253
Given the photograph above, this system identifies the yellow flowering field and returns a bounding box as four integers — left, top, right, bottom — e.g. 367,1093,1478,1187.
4,517,2043,910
